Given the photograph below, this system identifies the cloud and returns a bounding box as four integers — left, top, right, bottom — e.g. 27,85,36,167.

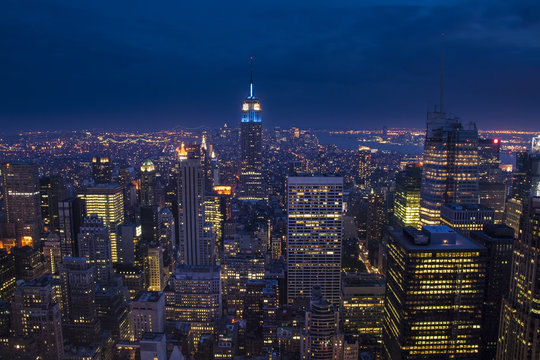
0,0,539,131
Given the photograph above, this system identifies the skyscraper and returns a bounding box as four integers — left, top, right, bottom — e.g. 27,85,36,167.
357,146,373,189
130,291,165,341
497,197,540,360
0,249,16,301
95,281,130,341
59,257,100,346
39,175,65,233
58,197,86,258
342,273,385,358
366,190,386,267
478,182,506,224
239,58,264,201
146,245,165,291
11,275,64,359
165,264,222,351
158,207,176,254
419,111,479,226
470,225,514,360
301,285,342,360
78,215,113,282
394,164,422,229
92,155,113,184
287,176,343,306
117,222,140,265
78,184,124,262
478,138,501,182
2,162,42,247
504,139,540,237
178,156,213,265
511,144,540,202
140,159,157,206
383,226,487,359
43,233,62,274
140,205,160,244
419,39,480,226
12,245,45,281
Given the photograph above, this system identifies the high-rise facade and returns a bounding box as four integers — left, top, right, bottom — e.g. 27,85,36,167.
140,205,159,244
78,215,113,282
92,155,113,184
511,146,540,202
478,138,501,182
497,197,540,360
394,164,422,229
221,253,265,317
146,245,165,291
165,264,222,350
301,285,342,360
2,162,42,247
419,111,479,226
158,207,175,254
58,197,86,258
117,222,140,265
12,245,45,281
0,249,16,301
479,182,506,224
440,202,495,236
342,273,385,358
470,225,514,360
59,257,100,346
504,140,540,237
287,176,343,306
78,184,124,262
140,159,157,206
239,59,264,201
11,275,64,359
95,281,130,341
43,233,62,274
366,190,386,267
357,146,373,189
39,175,65,233
383,226,487,359
178,157,213,265
130,291,165,341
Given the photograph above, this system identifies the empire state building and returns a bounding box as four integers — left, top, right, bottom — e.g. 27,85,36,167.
238,58,264,201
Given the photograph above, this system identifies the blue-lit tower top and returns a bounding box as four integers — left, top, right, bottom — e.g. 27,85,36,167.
241,57,262,123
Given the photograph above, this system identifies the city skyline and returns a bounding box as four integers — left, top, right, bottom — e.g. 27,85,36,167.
2,0,540,132
2,2,540,359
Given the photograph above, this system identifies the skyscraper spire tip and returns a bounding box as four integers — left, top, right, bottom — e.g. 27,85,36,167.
249,57,254,98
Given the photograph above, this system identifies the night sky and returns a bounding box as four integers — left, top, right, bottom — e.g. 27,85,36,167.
1,0,539,132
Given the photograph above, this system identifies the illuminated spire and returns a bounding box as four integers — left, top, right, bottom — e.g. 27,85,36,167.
250,56,254,98
201,135,207,150
176,142,188,160
141,159,155,172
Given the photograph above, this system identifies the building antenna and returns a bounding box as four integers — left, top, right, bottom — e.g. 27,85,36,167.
250,56,254,98
440,33,445,113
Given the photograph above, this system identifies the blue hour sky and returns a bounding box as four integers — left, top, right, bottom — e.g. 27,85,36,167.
1,0,539,131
